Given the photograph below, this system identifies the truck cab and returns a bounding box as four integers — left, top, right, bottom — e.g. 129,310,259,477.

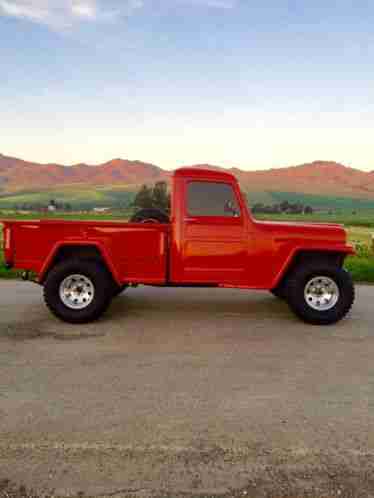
2,167,355,325
170,168,250,285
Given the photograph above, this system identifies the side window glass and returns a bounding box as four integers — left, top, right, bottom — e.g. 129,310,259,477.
187,181,241,217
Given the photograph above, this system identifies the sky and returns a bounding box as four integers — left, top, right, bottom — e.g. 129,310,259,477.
0,0,374,171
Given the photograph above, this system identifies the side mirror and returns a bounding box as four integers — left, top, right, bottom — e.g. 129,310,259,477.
224,200,239,216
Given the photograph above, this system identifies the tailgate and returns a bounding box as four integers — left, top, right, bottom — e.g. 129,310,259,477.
2,222,14,267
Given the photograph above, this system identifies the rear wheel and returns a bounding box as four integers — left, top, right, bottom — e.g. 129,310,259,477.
44,259,114,324
130,208,169,224
286,263,354,325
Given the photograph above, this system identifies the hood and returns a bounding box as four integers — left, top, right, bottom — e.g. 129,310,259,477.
254,219,348,245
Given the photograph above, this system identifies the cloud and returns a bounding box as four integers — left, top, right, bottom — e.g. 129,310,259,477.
186,0,236,8
0,0,235,29
0,0,131,28
71,2,97,19
0,0,51,22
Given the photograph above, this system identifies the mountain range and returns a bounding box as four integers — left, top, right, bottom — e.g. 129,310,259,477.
0,153,374,208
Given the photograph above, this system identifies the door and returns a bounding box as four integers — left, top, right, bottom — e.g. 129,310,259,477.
180,180,247,284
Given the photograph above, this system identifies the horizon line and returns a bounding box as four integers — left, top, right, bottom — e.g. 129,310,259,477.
1,153,372,174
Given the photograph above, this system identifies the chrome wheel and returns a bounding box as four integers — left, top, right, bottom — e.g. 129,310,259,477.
304,276,339,311
59,274,95,310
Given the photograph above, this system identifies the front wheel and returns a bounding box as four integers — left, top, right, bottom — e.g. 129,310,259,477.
270,283,287,300
286,264,355,325
44,259,114,324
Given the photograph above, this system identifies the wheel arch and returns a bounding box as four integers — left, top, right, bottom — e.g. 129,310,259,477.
38,242,121,285
273,248,349,290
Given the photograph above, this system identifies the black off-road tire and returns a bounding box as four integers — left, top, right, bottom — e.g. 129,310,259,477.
270,283,288,300
43,259,114,324
286,263,355,325
130,208,169,224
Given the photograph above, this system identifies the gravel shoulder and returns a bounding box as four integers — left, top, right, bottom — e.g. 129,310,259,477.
0,282,374,497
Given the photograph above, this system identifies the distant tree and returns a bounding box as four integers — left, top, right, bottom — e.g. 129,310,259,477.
152,181,170,212
252,203,264,214
295,203,304,214
133,182,171,212
133,185,154,209
304,206,314,214
280,200,291,213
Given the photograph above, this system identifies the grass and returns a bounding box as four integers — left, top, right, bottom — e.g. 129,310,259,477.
263,190,374,211
0,246,21,279
1,214,374,283
0,185,136,209
254,211,374,228
0,209,132,221
345,256,374,283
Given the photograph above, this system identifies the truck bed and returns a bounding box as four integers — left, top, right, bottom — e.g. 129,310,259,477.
2,219,170,284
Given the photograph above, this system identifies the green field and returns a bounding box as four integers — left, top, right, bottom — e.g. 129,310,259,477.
256,191,374,211
254,211,374,228
0,210,132,221
262,191,374,213
0,185,136,210
1,212,374,283
3,186,374,213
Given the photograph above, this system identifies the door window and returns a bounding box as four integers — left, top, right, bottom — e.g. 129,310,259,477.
187,181,241,217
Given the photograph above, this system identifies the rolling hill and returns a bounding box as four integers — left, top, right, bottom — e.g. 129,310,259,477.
0,153,374,209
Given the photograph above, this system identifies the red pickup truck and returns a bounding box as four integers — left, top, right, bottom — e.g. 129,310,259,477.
2,167,355,325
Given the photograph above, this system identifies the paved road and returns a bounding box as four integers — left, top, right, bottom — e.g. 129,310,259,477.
1,281,374,497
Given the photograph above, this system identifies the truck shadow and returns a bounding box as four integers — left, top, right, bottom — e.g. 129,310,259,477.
3,286,355,343
108,287,292,320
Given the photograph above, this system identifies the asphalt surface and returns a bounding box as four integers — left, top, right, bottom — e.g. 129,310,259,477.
1,281,374,497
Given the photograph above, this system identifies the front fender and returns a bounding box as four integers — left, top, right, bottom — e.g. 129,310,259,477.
272,243,355,289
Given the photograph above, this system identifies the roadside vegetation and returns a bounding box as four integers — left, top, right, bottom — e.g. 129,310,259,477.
254,211,374,228
344,226,374,283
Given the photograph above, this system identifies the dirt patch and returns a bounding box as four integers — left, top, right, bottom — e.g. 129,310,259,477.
0,322,106,341
2,462,374,498
0,480,52,498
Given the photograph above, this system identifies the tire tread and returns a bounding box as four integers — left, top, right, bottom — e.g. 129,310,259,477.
286,262,355,325
43,258,113,324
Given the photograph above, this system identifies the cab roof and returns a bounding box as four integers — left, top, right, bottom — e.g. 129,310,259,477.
174,167,236,182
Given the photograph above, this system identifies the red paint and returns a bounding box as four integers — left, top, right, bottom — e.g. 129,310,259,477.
2,168,354,289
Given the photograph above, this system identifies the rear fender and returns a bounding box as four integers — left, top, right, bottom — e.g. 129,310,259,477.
38,241,122,285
